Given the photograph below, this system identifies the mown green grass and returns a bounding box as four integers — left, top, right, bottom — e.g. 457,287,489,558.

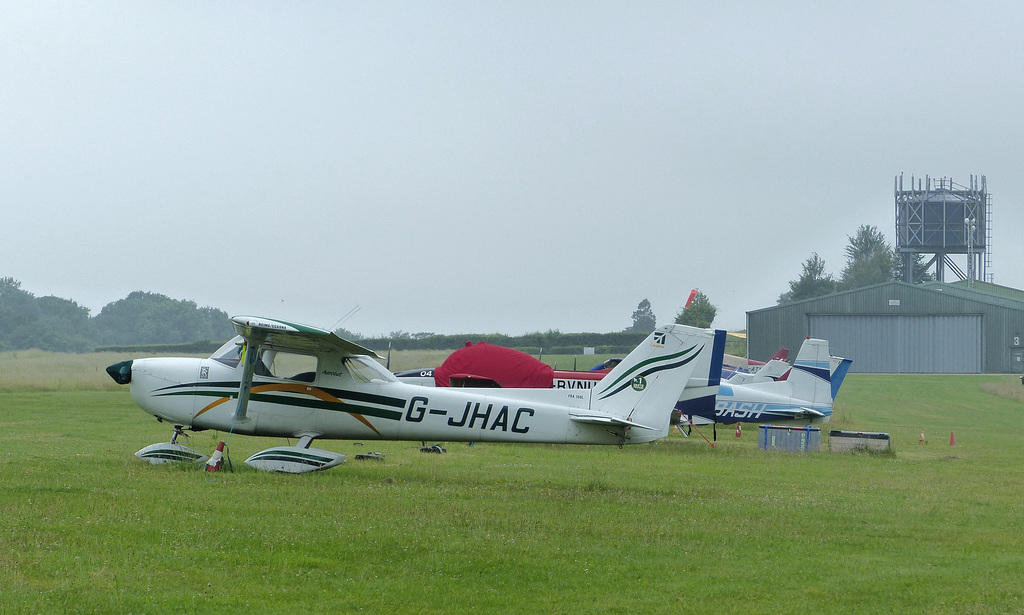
2,367,1024,613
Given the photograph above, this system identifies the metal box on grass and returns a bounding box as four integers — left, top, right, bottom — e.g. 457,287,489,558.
828,430,891,453
758,425,820,452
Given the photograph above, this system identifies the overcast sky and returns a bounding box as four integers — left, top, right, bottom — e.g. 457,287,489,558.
3,1,1022,336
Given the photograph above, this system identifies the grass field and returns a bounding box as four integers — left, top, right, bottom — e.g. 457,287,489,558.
2,352,1024,613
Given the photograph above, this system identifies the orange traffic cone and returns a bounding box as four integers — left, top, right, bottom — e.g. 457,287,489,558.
206,441,225,472
919,430,926,445
735,423,742,438
950,431,956,446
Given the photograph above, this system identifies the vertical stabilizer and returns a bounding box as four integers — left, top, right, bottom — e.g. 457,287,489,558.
591,325,717,438
674,329,727,419
789,338,832,405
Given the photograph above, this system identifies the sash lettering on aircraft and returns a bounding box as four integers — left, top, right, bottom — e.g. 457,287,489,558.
717,401,769,420
405,396,533,433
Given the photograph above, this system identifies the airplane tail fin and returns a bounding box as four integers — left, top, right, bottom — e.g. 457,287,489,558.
788,338,832,405
589,325,718,441
674,329,727,421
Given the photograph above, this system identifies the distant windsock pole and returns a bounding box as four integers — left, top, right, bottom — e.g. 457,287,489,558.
685,289,698,309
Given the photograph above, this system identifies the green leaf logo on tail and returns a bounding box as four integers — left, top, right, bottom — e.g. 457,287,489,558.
596,343,700,400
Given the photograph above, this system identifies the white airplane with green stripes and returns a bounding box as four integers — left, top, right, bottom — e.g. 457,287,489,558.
107,316,721,473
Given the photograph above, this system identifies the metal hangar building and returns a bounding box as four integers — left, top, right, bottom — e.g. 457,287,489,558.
746,281,1024,374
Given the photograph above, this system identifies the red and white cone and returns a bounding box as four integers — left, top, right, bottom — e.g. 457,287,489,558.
735,422,742,438
950,431,956,446
206,441,225,472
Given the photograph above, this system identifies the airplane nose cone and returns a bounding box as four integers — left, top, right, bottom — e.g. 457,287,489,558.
106,360,133,385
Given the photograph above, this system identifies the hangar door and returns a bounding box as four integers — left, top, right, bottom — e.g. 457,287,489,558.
808,314,982,373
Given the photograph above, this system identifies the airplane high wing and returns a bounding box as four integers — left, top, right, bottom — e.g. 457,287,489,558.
231,316,382,358
109,316,721,473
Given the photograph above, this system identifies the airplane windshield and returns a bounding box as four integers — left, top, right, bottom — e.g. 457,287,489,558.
345,356,397,383
211,337,244,368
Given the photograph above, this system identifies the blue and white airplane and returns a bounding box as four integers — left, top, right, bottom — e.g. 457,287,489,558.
675,337,852,434
107,316,722,473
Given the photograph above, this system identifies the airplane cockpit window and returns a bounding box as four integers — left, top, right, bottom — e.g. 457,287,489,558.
257,349,318,382
344,356,397,383
211,337,244,368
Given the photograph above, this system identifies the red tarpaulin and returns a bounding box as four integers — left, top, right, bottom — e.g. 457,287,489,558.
433,342,554,388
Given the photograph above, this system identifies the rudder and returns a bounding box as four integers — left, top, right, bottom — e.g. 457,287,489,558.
788,338,832,405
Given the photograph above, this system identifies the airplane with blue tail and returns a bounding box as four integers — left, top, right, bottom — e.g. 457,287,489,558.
675,337,852,437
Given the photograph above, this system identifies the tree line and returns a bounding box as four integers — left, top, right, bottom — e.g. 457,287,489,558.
0,277,655,354
1,227,910,354
0,278,234,352
359,330,649,355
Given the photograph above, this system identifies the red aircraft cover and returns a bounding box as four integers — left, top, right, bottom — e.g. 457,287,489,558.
433,342,554,388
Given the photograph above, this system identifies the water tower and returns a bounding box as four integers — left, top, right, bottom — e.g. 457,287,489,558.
894,174,992,284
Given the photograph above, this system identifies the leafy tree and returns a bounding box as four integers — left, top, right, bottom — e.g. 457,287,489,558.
33,295,93,352
333,327,362,340
625,299,657,332
0,278,94,351
675,291,716,328
92,291,233,346
0,277,35,350
838,225,894,291
778,253,836,304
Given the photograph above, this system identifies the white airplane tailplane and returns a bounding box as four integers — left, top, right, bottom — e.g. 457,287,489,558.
589,324,717,438
726,358,791,385
789,338,833,406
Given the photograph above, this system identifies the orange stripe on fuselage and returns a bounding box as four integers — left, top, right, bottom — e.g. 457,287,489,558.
193,382,381,435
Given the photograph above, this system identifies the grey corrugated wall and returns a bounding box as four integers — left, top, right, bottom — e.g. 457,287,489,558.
747,281,1024,373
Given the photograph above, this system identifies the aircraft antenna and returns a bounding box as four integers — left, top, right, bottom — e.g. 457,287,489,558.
329,305,361,332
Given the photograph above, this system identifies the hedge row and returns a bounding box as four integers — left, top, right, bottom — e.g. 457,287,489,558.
94,331,653,357
359,331,649,353
95,340,226,354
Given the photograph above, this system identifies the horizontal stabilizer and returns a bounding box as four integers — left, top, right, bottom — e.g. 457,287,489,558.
569,413,658,431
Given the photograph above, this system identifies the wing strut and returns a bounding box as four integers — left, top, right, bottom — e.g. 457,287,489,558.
233,336,263,423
